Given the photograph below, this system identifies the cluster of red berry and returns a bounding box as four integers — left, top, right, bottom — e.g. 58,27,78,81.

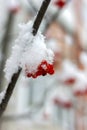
54,0,66,8
25,60,54,78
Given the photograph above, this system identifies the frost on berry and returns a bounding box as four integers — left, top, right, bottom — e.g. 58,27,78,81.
4,20,54,83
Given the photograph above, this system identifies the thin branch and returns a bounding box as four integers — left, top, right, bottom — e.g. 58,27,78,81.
32,0,51,35
0,0,51,117
0,69,21,117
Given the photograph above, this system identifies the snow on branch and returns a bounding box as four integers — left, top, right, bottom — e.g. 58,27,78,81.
4,21,54,82
0,0,52,117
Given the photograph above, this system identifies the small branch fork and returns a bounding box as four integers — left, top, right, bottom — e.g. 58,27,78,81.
0,0,51,117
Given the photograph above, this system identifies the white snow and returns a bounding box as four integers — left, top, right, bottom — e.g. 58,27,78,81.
4,20,54,83
7,0,19,11
53,88,71,103
73,71,87,93
0,90,6,104
59,60,77,82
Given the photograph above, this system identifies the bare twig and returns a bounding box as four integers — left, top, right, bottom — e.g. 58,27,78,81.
0,0,51,117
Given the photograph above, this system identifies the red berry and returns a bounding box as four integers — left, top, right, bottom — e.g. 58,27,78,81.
47,64,54,75
64,78,75,85
32,74,37,78
36,70,42,76
26,73,32,77
63,102,72,108
74,90,84,96
42,71,47,76
25,60,54,78
41,60,47,65
37,65,47,76
55,0,66,8
53,98,60,105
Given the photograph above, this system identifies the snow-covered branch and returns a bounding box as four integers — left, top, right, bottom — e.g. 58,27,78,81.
0,0,52,117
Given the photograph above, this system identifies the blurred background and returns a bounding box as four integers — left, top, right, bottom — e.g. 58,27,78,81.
0,0,87,130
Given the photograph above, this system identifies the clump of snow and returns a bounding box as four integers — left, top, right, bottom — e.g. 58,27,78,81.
73,71,87,93
45,86,71,107
59,60,77,82
0,90,6,104
4,20,54,83
53,88,71,103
